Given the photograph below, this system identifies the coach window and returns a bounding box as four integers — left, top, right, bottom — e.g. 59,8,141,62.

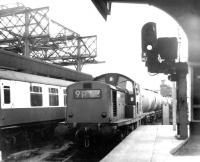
4,86,10,104
126,81,133,92
49,88,59,106
63,89,67,106
30,85,43,106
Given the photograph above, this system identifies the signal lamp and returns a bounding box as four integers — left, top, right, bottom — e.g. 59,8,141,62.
147,45,153,51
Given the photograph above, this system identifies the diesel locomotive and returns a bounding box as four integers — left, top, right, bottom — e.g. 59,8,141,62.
66,73,166,146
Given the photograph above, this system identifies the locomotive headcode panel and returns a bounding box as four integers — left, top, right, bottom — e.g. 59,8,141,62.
74,89,101,99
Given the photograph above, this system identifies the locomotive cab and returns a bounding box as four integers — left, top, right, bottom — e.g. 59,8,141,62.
95,73,143,120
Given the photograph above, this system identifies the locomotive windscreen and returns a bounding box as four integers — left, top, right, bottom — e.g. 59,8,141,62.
74,89,101,99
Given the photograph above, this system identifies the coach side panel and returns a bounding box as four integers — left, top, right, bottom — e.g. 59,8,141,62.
0,79,68,127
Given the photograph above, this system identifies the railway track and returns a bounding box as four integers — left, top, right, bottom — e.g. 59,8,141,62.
43,145,77,162
4,121,161,162
4,139,116,162
42,143,115,162
4,142,76,162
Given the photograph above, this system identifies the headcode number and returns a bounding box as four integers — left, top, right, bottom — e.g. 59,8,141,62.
74,89,101,99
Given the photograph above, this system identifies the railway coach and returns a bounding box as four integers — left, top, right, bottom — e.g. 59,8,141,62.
0,68,76,157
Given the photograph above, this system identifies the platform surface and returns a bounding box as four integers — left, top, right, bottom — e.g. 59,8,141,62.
101,125,200,162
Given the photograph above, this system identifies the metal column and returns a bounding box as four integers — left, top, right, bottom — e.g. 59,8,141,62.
24,9,30,56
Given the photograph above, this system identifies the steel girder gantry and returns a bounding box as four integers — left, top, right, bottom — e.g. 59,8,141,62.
0,3,100,71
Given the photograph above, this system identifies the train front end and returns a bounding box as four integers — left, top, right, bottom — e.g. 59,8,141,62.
67,81,112,124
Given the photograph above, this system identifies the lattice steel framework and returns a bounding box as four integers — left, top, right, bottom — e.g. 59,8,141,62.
0,3,99,71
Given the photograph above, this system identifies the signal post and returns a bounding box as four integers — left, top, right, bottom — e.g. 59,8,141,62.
141,22,188,139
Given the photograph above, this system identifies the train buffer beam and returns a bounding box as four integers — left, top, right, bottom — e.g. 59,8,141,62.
100,125,196,162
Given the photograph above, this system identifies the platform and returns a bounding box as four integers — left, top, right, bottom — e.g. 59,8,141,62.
101,125,200,162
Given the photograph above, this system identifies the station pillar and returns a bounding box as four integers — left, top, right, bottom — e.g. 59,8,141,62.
176,72,188,139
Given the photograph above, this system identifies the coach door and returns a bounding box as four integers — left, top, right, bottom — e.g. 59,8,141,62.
1,80,13,109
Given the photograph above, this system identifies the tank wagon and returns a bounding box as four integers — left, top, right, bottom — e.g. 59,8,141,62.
141,88,164,123
66,73,166,146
